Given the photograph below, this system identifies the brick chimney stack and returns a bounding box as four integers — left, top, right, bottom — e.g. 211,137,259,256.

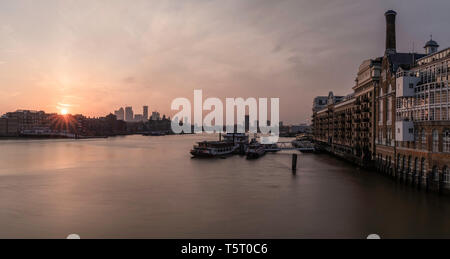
385,10,397,55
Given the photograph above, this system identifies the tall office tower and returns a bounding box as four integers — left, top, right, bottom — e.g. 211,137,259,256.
125,107,134,122
150,111,161,121
114,107,125,121
143,106,149,120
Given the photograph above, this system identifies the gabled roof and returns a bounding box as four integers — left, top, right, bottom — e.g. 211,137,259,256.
386,52,426,72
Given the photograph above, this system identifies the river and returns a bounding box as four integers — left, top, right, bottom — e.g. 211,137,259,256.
0,134,449,238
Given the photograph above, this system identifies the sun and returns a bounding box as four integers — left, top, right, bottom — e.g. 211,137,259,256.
60,108,69,115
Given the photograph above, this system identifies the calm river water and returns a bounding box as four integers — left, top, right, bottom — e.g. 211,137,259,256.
0,134,449,238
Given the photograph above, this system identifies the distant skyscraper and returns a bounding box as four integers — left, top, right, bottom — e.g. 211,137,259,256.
134,114,143,121
125,107,134,122
150,111,161,121
114,107,125,121
143,106,148,120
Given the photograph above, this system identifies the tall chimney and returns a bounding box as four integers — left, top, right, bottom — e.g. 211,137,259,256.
385,10,397,55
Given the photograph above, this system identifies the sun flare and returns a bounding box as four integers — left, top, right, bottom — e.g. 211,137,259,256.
60,108,68,115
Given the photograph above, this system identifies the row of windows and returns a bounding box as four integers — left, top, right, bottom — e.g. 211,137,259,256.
413,129,450,152
397,91,450,108
396,107,450,121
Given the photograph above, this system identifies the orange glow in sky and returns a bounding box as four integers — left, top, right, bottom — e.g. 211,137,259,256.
0,1,449,124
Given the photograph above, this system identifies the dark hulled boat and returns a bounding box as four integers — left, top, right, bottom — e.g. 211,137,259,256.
190,141,239,158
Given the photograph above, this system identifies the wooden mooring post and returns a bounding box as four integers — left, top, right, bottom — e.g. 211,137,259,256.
292,154,298,172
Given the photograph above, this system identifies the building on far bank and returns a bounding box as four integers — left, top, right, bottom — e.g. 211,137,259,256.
1,110,53,136
114,107,125,121
143,106,149,121
0,116,19,136
312,10,450,194
125,107,134,122
150,111,161,121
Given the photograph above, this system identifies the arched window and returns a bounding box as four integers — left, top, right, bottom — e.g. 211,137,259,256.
443,166,449,183
421,158,426,175
432,130,439,152
432,166,439,181
408,156,412,173
414,157,418,174
444,130,450,153
421,129,427,150
402,155,406,172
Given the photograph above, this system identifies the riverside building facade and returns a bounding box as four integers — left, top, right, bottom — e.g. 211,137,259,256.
312,10,450,194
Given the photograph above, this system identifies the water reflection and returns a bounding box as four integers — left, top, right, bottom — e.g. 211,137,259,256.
0,135,449,238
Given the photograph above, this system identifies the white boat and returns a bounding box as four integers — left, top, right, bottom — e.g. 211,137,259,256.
190,141,239,158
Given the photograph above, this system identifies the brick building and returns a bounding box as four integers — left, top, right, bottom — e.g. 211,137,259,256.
312,10,450,194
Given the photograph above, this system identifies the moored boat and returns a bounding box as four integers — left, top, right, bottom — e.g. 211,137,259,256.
190,141,239,158
246,139,266,159
222,133,249,154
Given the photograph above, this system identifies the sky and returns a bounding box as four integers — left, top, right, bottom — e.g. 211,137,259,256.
0,0,449,124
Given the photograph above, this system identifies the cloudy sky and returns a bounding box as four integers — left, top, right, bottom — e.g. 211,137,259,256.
0,0,449,123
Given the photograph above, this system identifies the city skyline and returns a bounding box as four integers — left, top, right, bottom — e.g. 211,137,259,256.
1,0,450,123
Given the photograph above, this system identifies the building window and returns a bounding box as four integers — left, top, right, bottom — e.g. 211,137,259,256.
386,97,392,123
421,129,427,150
414,157,418,174
443,166,450,183
387,128,391,145
432,130,439,152
408,156,412,174
444,130,450,153
421,158,426,176
379,99,383,123
432,166,440,181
